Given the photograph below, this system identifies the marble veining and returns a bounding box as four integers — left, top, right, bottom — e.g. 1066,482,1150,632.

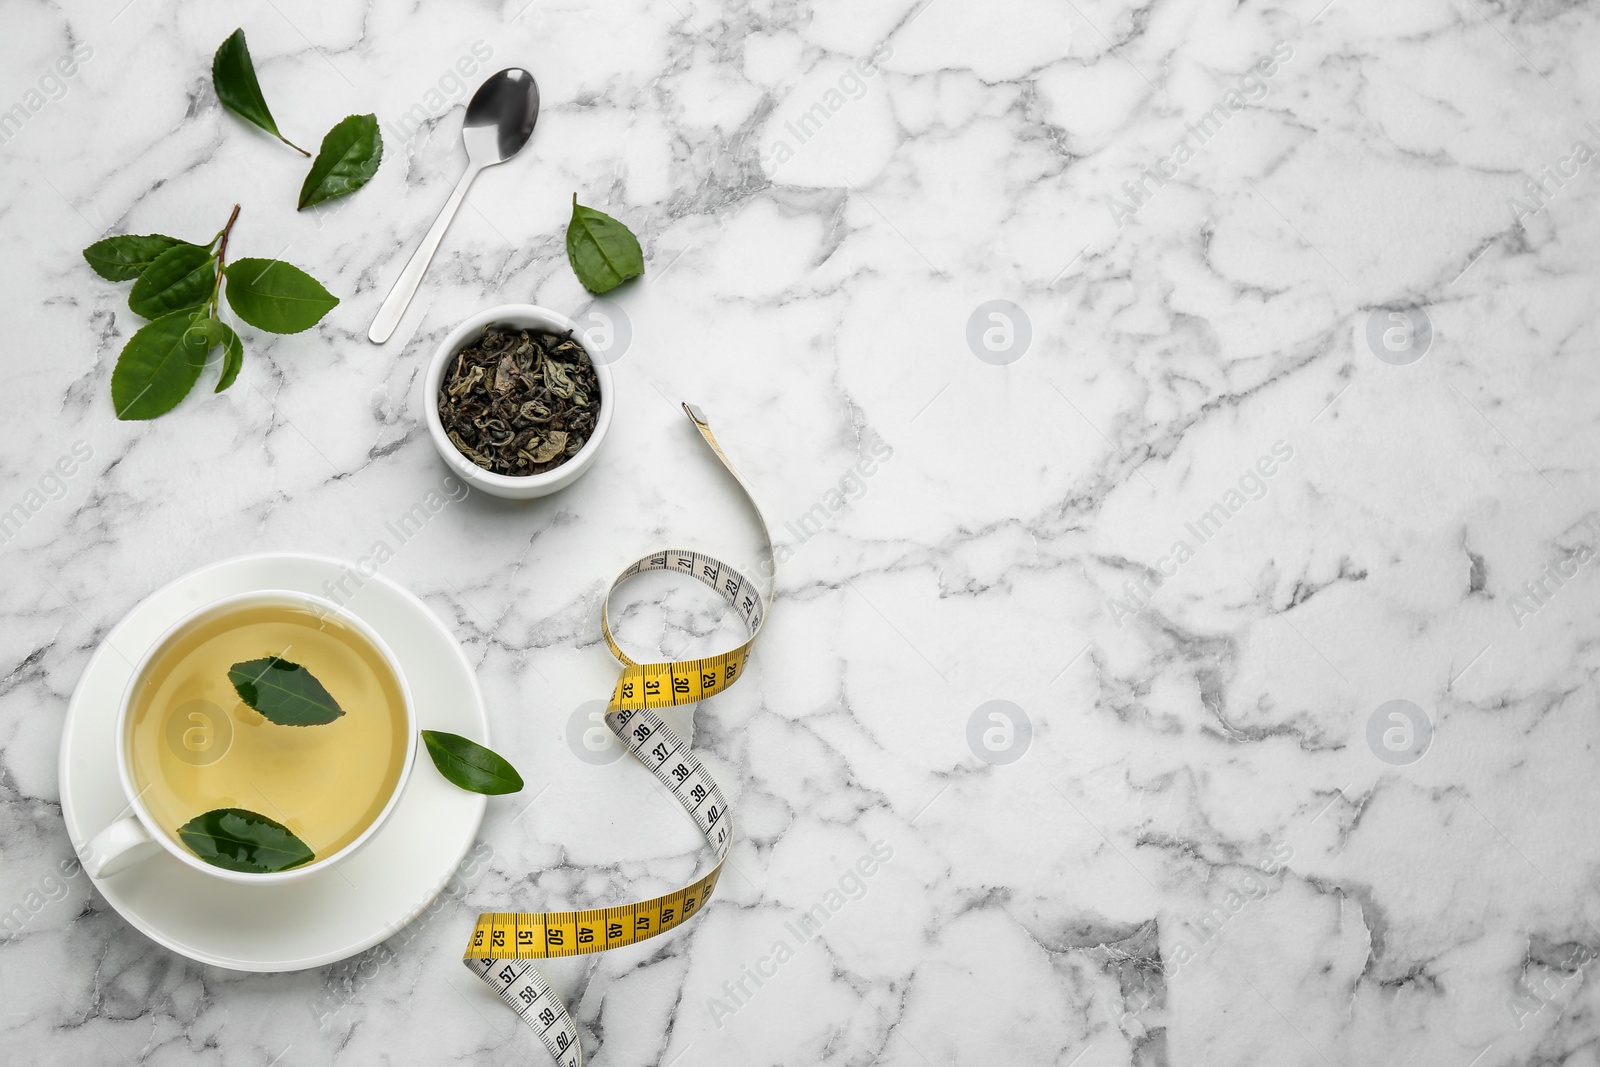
4,0,1600,1064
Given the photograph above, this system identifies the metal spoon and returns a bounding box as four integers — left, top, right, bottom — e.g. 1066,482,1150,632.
368,68,541,344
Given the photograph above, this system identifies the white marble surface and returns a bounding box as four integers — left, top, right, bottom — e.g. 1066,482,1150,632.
4,0,1600,1063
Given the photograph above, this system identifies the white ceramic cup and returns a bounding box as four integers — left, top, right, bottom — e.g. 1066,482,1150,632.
424,304,615,500
82,590,417,884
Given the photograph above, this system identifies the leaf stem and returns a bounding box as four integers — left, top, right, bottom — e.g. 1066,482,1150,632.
208,204,241,315
280,134,311,157
214,203,241,261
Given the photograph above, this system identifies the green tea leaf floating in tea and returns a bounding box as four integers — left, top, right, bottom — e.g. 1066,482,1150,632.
299,113,384,210
422,730,524,795
437,324,601,476
229,656,346,726
565,194,644,294
178,807,315,873
211,28,308,155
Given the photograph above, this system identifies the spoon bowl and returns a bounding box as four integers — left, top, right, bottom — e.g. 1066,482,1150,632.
368,68,541,345
462,67,540,166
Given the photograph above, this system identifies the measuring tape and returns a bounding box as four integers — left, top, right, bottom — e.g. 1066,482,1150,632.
463,402,773,1066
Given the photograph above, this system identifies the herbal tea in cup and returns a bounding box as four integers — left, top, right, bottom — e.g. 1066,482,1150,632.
85,591,416,882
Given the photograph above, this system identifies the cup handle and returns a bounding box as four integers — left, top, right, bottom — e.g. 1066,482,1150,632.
83,816,162,877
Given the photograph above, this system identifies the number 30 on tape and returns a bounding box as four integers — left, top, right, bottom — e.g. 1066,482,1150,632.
463,403,773,1067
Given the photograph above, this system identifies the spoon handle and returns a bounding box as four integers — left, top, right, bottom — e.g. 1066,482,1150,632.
368,164,483,344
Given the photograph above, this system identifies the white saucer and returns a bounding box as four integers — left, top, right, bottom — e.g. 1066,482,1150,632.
59,553,489,972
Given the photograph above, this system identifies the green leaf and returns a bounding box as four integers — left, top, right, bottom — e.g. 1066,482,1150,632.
223,258,339,334
128,243,216,319
178,807,315,873
212,28,307,155
299,114,383,210
565,195,645,294
229,656,345,726
83,234,197,281
190,316,229,345
111,307,213,420
214,321,244,392
421,730,524,795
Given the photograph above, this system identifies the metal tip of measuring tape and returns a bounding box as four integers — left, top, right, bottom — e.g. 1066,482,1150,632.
682,402,708,426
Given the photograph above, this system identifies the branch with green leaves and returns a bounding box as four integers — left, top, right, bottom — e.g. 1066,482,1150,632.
83,205,339,419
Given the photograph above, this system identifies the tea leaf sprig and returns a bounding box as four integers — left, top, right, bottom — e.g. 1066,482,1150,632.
85,204,339,419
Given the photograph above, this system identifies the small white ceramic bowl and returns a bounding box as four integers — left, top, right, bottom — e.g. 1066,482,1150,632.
424,304,614,499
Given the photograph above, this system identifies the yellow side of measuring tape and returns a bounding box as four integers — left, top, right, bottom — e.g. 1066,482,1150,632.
463,403,773,1067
